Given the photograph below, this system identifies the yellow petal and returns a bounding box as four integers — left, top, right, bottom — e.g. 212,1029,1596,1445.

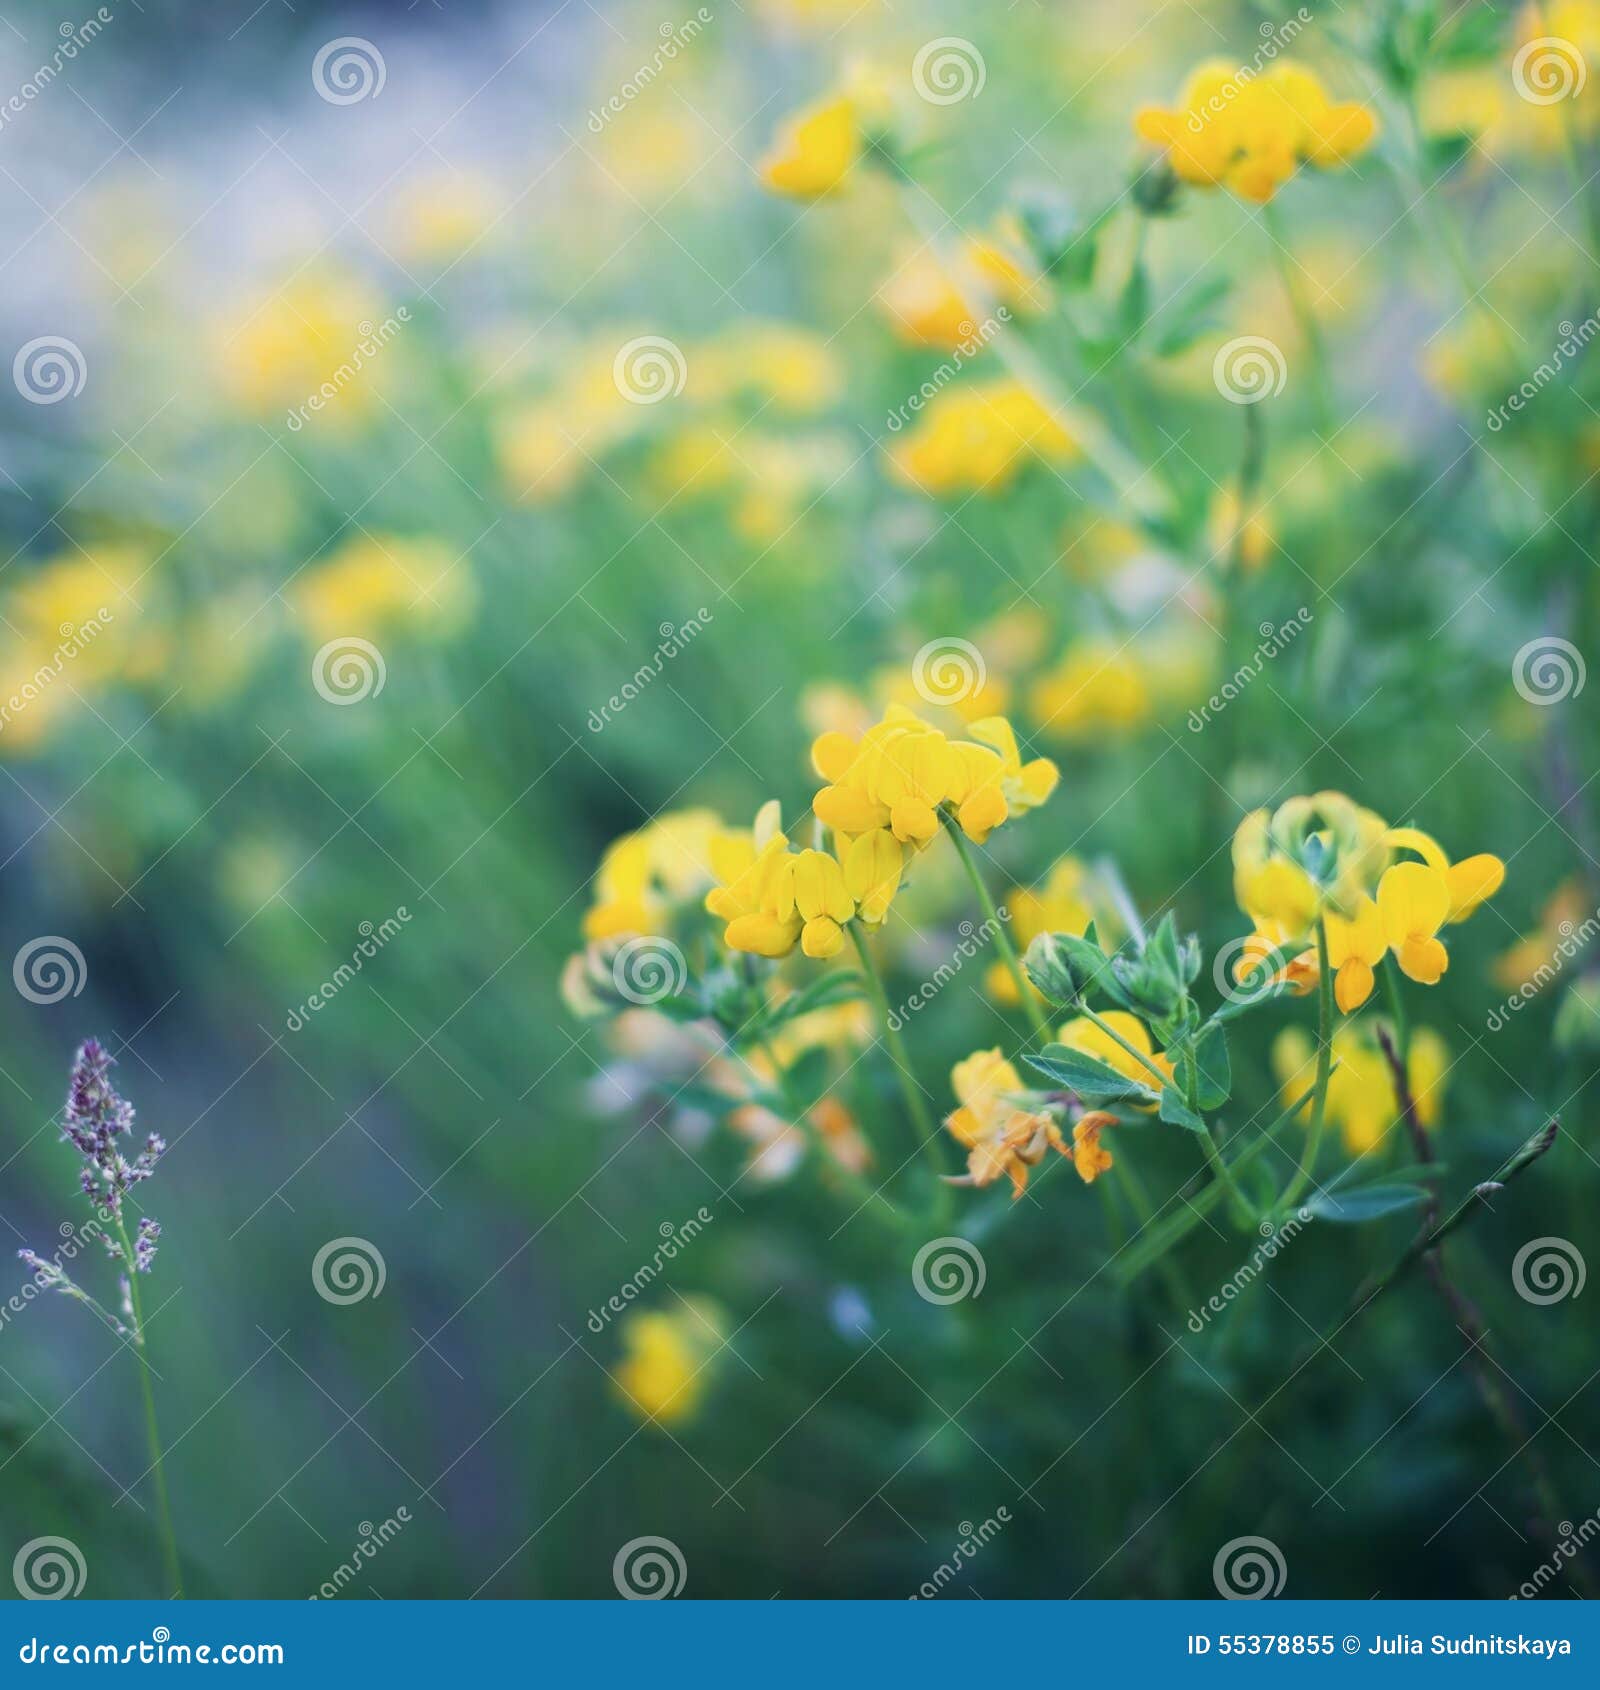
1334,958,1374,1014
1445,854,1504,922
1377,861,1449,945
1397,934,1449,985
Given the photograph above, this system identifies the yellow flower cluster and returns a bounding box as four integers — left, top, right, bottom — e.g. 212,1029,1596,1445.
878,234,1046,351
1232,794,1504,1012
292,533,475,643
1274,1023,1449,1154
889,380,1078,496
612,1298,727,1425
1134,59,1378,203
583,808,727,941
944,1009,1172,1195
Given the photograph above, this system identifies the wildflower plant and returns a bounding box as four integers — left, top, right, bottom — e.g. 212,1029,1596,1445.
18,1041,181,1597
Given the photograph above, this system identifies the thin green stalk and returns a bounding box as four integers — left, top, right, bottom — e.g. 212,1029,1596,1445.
944,821,1051,1045
116,1217,181,1599
1279,916,1334,1209
1112,1139,1196,1313
848,925,950,1214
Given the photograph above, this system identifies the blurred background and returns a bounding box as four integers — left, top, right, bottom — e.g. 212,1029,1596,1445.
2,0,1598,1600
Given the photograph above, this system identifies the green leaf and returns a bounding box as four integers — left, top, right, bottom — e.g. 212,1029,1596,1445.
769,970,867,1023
1024,1043,1158,1108
1193,1022,1231,1109
1159,1086,1206,1133
1115,259,1149,342
1152,275,1231,357
1304,1184,1429,1224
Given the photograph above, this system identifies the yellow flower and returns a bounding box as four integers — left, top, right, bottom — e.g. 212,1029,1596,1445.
706,805,800,958
1273,1023,1449,1154
1030,641,1152,740
1134,59,1378,203
218,270,388,416
773,848,855,958
292,533,475,642
1495,880,1587,989
1377,861,1451,985
1383,826,1506,924
585,808,728,941
988,857,1094,1005
1232,792,1391,940
612,1299,727,1424
877,236,1045,350
1056,1011,1174,1101
943,1049,1066,1198
1071,1111,1118,1184
889,380,1078,496
696,320,843,413
759,93,861,198
838,827,904,926
1324,896,1387,1013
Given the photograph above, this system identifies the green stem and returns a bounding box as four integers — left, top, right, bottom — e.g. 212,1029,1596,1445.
116,1217,182,1600
945,822,1052,1045
848,925,950,1212
1279,916,1334,1209
1075,1004,1169,1090
1112,1139,1196,1313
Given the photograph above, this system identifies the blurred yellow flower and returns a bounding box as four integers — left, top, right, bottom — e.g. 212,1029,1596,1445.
1134,59,1377,202
587,807,727,940
1206,487,1274,570
877,236,1044,351
219,270,389,417
389,171,499,260
696,321,842,413
889,380,1078,495
1273,1022,1449,1154
292,533,475,643
759,93,862,198
612,1299,727,1424
1030,640,1152,739
1056,1011,1173,1101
